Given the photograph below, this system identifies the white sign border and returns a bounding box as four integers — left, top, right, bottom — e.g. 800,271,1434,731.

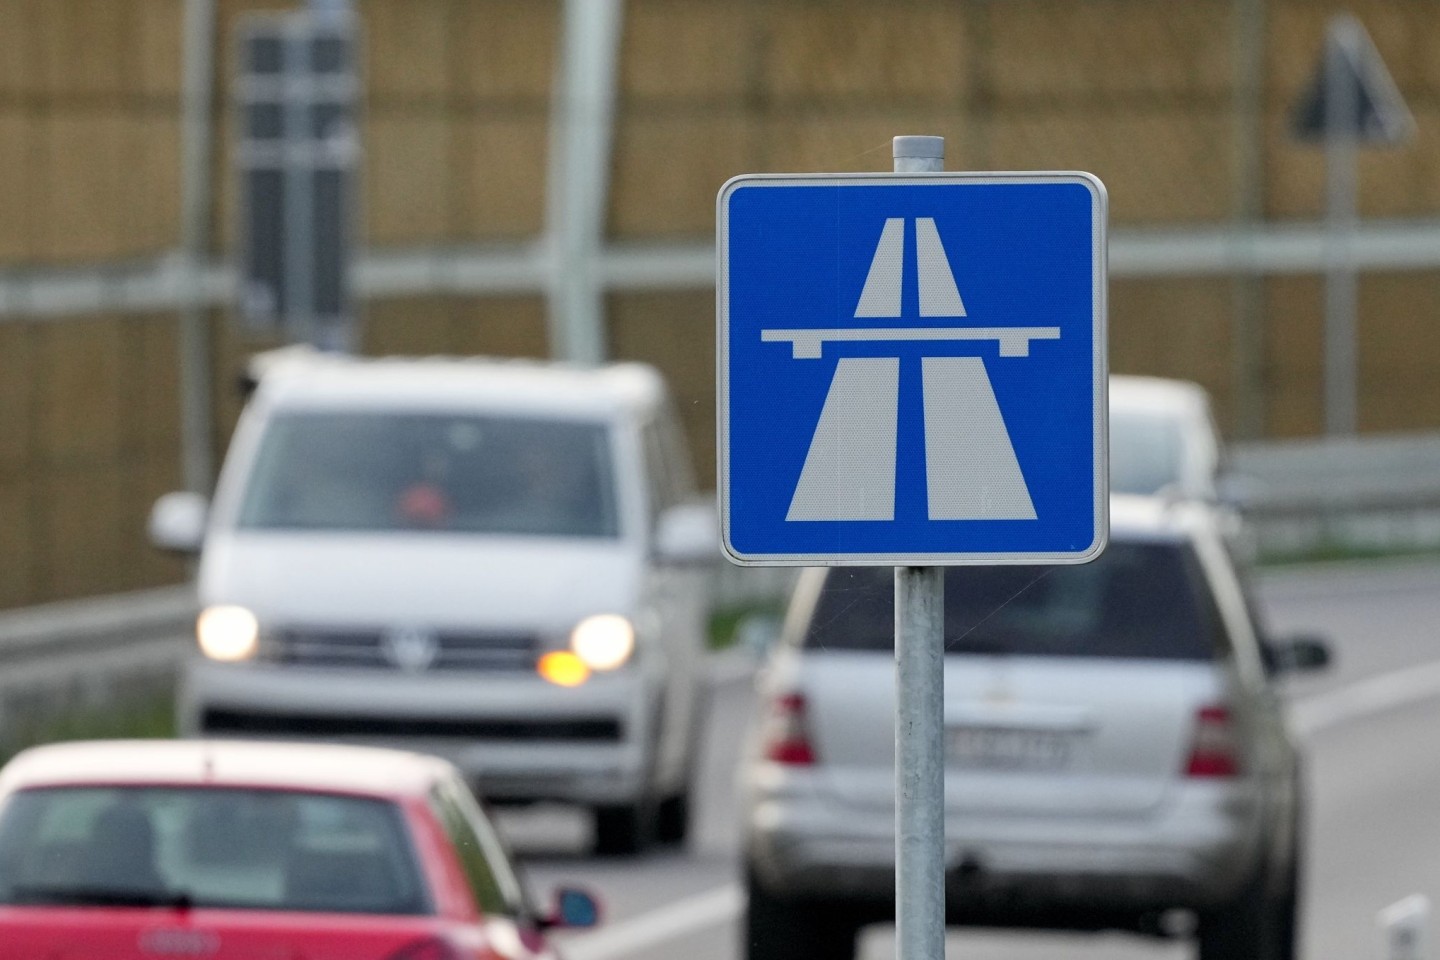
715,170,1109,567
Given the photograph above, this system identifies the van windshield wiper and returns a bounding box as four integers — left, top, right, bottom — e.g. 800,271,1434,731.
8,885,194,909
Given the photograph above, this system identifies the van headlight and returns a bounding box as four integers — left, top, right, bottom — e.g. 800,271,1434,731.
569,614,635,671
196,605,260,662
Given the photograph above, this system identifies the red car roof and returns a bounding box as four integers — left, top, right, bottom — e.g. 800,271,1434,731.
0,740,453,799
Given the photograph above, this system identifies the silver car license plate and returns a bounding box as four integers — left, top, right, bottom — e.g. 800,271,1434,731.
946,726,1073,770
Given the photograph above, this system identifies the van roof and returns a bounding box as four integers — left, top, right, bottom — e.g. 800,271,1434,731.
1110,374,1212,419
250,350,669,419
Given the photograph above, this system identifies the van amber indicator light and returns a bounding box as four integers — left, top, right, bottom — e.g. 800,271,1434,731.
538,651,591,687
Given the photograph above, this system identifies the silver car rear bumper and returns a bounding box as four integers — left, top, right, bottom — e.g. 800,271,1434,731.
746,774,1266,912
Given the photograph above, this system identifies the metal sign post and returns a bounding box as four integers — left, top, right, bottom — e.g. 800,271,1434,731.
891,136,947,960
717,136,1108,960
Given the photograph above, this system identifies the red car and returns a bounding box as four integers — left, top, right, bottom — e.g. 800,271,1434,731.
0,739,599,959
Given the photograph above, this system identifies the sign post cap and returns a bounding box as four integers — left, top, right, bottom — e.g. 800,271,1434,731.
892,136,945,161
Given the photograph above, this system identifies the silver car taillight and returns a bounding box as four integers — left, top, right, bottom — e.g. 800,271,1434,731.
1184,704,1241,777
763,692,817,765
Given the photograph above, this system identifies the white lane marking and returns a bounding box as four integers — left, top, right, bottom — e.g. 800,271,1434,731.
1291,659,1440,736
561,883,743,960
558,662,1440,960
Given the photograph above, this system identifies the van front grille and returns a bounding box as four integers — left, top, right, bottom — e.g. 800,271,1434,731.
271,627,540,671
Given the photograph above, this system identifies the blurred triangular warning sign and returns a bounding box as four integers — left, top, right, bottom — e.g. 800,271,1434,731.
1292,14,1414,144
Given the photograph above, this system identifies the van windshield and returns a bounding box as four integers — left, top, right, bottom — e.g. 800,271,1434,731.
237,412,620,538
803,541,1221,661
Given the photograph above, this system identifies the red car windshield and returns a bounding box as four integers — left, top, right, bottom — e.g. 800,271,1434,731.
0,786,431,915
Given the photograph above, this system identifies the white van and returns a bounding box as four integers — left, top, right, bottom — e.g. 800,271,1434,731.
150,353,717,855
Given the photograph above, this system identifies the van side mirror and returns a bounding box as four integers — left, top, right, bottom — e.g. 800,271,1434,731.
148,491,210,555
655,502,719,566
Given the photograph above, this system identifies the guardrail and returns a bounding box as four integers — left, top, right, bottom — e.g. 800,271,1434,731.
0,586,195,750
1232,431,1440,559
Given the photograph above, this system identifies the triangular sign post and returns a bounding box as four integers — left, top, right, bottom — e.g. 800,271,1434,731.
1290,14,1414,436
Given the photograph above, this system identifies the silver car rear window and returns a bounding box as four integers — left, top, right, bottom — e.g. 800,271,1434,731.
803,542,1221,661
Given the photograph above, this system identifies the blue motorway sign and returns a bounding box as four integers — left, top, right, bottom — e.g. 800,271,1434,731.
717,173,1108,566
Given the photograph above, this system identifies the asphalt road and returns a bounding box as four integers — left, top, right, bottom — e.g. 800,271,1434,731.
505,560,1440,960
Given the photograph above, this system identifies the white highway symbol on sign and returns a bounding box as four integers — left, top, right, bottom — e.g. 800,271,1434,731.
766,217,1056,524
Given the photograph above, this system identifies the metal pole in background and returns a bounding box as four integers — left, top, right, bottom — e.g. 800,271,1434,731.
892,135,947,960
1230,0,1267,441
544,0,625,365
1323,16,1361,436
178,0,219,493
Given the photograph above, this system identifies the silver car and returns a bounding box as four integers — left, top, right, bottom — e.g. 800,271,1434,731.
741,496,1329,960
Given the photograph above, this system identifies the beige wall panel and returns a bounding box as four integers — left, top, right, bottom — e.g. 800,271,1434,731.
0,325,34,476
1413,106,1440,213
1109,277,1234,424
450,297,549,358
987,111,1233,224
366,113,454,246
119,314,184,453
1265,374,1324,438
0,479,37,609
33,0,133,99
34,113,128,263
135,0,184,101
763,3,966,104
985,0,1232,103
0,113,32,263
452,114,549,239
119,453,188,591
362,297,458,356
121,115,184,254
1363,374,1440,432
1265,274,1322,377
211,113,238,254
366,0,451,102
1262,109,1324,219
42,461,126,601
38,316,125,464
1263,275,1323,437
0,2,38,100
1356,272,1440,380
622,0,757,104
759,111,971,174
452,0,559,103
610,112,760,238
608,291,715,486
